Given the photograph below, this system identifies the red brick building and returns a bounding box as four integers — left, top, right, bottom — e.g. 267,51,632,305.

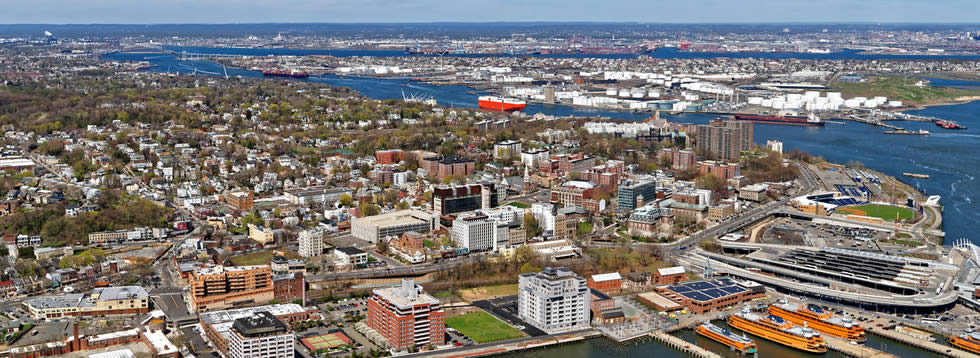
273,272,305,305
421,156,475,180
587,272,622,296
698,161,741,180
226,191,254,212
367,279,445,351
375,149,403,165
659,148,697,171
653,266,687,285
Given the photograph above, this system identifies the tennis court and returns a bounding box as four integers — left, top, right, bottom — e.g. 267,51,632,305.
301,332,353,351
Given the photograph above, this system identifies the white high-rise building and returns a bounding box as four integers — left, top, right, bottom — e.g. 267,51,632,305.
518,267,590,335
297,229,324,258
530,202,556,231
767,140,783,154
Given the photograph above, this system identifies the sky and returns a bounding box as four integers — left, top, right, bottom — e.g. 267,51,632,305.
0,0,978,24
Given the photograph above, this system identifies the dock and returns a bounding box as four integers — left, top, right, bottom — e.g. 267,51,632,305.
649,330,723,358
406,330,603,358
903,173,930,179
866,326,976,358
824,336,897,358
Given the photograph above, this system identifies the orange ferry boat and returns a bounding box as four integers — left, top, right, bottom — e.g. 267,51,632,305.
948,330,980,354
729,308,827,354
768,301,866,342
695,322,758,354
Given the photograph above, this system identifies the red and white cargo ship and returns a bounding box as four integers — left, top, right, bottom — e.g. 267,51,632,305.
478,96,526,111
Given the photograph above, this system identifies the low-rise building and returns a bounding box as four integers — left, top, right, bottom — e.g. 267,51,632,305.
587,272,622,296
351,210,437,243
24,286,149,321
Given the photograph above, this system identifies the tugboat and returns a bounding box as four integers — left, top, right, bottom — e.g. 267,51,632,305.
935,119,968,130
768,300,866,342
695,322,758,354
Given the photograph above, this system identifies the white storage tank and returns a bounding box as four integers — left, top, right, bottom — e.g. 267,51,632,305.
888,100,903,107
618,89,631,98
747,97,763,105
605,88,617,96
648,90,661,98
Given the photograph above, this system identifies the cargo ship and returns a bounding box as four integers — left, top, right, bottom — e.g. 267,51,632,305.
936,119,968,130
948,331,980,354
729,308,828,354
261,69,309,79
768,301,866,342
695,322,758,354
478,96,526,111
733,113,824,126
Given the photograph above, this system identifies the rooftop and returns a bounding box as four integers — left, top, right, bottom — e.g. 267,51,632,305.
232,311,288,338
591,272,622,282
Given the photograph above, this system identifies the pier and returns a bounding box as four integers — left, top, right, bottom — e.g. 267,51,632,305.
404,330,603,358
824,336,898,358
649,330,723,358
865,325,975,358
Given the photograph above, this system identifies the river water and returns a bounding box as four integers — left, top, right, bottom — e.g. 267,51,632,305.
101,48,980,357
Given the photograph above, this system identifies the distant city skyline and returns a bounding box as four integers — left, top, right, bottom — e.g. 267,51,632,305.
1,0,979,24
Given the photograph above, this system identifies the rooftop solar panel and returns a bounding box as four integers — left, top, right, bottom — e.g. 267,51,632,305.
703,288,725,299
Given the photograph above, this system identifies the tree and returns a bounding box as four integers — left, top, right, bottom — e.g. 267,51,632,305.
17,247,34,260
524,214,540,238
359,203,380,217
0,246,7,257
376,240,389,255
338,194,354,208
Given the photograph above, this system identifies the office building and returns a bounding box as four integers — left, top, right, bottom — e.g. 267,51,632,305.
618,179,657,210
335,247,369,267
451,213,497,252
351,210,437,243
201,304,313,358
227,312,293,358
367,279,445,351
24,286,149,321
518,267,591,334
189,265,274,312
431,184,500,217
696,117,753,161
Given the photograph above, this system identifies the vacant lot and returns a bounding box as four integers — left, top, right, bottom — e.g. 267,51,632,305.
445,311,524,343
832,76,980,106
458,284,518,302
230,250,302,266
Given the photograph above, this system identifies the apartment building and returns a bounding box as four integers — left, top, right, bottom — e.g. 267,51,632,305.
367,279,445,351
518,267,591,334
189,265,274,312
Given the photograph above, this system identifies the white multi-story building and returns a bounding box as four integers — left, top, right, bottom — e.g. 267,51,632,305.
530,202,556,231
227,311,294,358
451,213,497,252
767,140,783,154
351,210,437,243
520,148,550,168
518,267,591,334
297,229,324,258
494,140,522,161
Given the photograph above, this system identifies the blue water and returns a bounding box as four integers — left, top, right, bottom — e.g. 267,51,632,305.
920,77,980,90
103,51,980,244
162,45,980,61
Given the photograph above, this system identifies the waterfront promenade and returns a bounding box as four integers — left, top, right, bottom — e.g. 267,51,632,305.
403,329,602,358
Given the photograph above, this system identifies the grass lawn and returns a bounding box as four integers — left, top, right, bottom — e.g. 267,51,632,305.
845,203,915,221
882,239,923,247
458,284,518,302
230,250,302,266
577,222,594,235
445,312,524,343
423,239,437,249
506,201,530,209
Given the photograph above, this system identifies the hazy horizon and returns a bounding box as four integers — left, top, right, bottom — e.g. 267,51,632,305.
1,0,978,24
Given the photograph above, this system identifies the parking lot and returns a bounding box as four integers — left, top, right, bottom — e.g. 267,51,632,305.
472,296,546,337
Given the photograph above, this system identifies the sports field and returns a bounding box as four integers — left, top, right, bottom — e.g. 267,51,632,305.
838,203,914,221
445,311,524,343
301,332,353,351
